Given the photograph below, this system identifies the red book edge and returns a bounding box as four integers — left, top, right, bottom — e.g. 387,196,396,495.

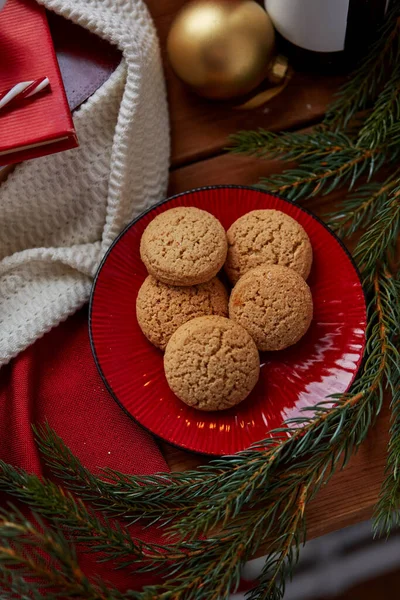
0,5,79,167
0,132,79,167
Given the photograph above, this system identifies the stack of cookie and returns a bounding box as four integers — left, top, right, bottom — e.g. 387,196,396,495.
137,206,313,412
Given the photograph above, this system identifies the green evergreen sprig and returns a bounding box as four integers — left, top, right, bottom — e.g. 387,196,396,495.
228,129,351,160
0,247,396,598
229,4,400,202
327,175,399,238
0,508,114,599
228,129,397,202
374,377,400,537
0,4,399,599
324,2,400,129
357,61,400,148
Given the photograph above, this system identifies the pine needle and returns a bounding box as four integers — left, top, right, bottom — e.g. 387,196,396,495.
0,8,399,598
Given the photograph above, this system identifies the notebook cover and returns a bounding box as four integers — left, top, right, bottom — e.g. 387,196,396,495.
0,0,78,166
49,12,121,112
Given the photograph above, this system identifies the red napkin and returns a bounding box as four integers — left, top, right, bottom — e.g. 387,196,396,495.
0,307,169,590
0,309,258,595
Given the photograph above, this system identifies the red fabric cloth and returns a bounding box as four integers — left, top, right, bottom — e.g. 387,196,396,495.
0,307,169,590
0,307,257,595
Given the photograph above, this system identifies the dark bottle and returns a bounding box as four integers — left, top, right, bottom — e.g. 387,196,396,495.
264,0,389,73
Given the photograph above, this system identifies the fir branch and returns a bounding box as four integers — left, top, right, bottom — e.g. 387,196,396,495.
324,4,400,129
354,185,400,275
246,486,307,600
0,462,222,574
35,425,283,543
327,174,400,238
357,61,400,148
0,508,114,600
373,272,400,536
228,129,387,201
33,423,211,528
374,383,400,537
0,571,46,600
228,130,350,161
256,145,386,201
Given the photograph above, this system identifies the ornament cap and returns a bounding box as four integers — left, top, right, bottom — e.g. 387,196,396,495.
267,54,289,84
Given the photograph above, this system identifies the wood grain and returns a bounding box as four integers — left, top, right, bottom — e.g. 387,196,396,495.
169,151,348,221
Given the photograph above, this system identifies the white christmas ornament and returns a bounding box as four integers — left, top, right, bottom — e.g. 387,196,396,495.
265,0,350,53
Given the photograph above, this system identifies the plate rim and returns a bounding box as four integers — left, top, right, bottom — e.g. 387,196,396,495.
89,185,367,455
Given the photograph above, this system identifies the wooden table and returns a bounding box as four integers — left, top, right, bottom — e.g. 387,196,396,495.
0,0,387,549
146,0,390,544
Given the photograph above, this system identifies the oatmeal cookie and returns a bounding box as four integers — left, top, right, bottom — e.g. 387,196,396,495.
225,209,312,284
229,264,313,351
140,207,227,286
164,316,260,411
136,276,228,350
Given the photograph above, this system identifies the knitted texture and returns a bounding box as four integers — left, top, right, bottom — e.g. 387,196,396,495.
0,0,170,367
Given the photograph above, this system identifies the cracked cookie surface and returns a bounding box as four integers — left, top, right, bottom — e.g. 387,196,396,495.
140,207,228,286
225,209,312,284
136,276,228,350
229,265,313,351
164,316,260,411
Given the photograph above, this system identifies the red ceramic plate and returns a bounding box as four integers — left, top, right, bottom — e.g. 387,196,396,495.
89,186,366,455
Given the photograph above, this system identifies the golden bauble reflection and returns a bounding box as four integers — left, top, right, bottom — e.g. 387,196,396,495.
167,0,276,99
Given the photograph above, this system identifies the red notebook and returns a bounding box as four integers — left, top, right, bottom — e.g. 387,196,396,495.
0,0,78,166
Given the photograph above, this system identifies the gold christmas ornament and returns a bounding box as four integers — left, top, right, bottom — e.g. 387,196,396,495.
167,0,277,100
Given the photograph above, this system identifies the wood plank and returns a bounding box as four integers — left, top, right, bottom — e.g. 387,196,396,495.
168,151,345,219
146,0,344,166
169,153,285,195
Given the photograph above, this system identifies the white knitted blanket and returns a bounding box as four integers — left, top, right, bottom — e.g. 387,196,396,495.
0,0,169,367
